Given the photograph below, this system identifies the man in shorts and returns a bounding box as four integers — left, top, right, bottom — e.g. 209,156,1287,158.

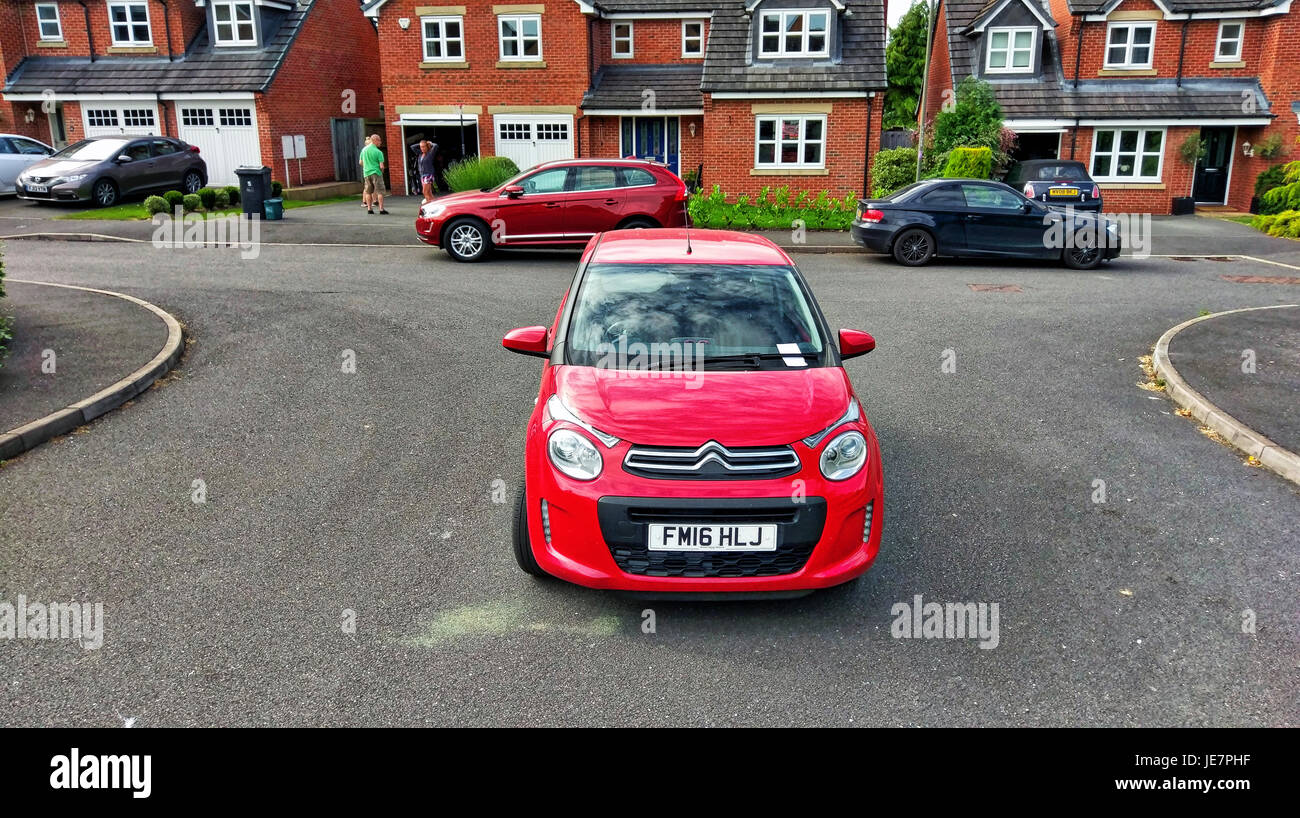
360,134,388,215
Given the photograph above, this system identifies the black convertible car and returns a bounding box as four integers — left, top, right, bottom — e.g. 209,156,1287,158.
1004,159,1102,211
851,178,1121,269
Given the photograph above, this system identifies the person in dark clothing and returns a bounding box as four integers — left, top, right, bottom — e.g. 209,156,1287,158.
418,140,439,202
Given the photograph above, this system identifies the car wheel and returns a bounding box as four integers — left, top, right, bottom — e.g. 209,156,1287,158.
892,228,934,266
444,218,491,262
512,485,548,578
1063,244,1103,270
617,217,657,230
183,171,204,195
92,179,118,208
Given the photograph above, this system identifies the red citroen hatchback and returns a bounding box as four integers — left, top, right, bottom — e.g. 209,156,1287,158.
416,158,689,262
501,229,884,593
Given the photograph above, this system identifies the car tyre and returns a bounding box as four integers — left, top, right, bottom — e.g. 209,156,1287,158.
617,217,657,230
1062,243,1103,270
92,179,118,208
512,485,548,578
892,228,934,266
444,217,491,263
183,171,204,195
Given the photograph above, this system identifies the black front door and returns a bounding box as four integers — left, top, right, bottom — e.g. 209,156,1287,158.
1193,126,1234,204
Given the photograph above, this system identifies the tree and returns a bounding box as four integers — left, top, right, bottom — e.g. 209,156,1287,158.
923,76,1010,175
884,1,930,130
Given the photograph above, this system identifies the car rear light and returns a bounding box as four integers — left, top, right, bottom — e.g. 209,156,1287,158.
1090,184,1099,199
673,178,687,202
860,208,884,223
189,146,200,153
1023,183,1034,198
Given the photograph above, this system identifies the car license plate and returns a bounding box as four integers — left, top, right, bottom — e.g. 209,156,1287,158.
26,184,48,193
1049,187,1079,197
647,523,777,552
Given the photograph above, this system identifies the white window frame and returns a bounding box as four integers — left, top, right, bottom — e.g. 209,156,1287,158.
421,15,464,62
1214,21,1243,62
682,20,704,57
985,26,1036,74
36,3,63,41
754,114,826,170
612,21,633,59
1104,22,1155,69
1089,127,1165,182
212,1,256,46
108,1,152,46
758,9,830,58
497,14,541,62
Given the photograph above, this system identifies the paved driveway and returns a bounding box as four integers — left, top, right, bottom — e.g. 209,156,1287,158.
0,241,1296,726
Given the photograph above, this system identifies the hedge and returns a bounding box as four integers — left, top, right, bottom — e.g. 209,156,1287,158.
941,146,993,179
1253,210,1300,238
687,185,858,231
871,147,918,198
1260,160,1300,216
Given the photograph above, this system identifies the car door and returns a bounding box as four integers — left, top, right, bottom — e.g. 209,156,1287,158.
0,138,21,189
118,140,158,194
911,184,968,254
958,183,1049,257
5,137,52,188
150,138,186,188
564,165,623,239
492,166,571,243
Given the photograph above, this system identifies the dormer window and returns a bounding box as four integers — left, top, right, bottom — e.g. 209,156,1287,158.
108,1,151,46
213,1,256,46
612,22,633,59
758,9,829,58
1215,21,1243,62
985,26,1035,74
36,3,62,41
1105,22,1155,69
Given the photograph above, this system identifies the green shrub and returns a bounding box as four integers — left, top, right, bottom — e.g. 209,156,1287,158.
444,155,522,192
163,190,184,209
214,190,230,209
144,195,169,216
686,184,858,231
270,181,283,198
871,147,918,198
223,185,240,205
941,146,993,179
1252,213,1276,233
1261,161,1300,215
182,193,201,213
197,187,217,209
1255,164,1286,199
1265,210,1298,237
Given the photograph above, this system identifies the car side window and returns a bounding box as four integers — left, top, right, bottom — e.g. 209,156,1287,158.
571,166,619,192
13,138,48,155
919,185,966,208
125,142,152,161
151,139,179,157
960,184,1023,210
519,168,569,195
0,138,15,154
619,167,656,188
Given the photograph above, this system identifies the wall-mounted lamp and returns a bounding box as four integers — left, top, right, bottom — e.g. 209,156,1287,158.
688,122,696,138
398,17,411,30
1242,140,1254,157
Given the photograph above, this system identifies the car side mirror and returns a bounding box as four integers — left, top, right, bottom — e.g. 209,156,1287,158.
115,154,132,163
839,329,875,360
1020,202,1034,213
502,326,549,358
503,184,524,199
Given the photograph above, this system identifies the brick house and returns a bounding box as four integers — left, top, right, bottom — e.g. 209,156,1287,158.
921,0,1297,213
363,0,886,199
0,0,382,187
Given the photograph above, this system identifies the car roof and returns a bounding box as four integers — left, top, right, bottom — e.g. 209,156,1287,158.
587,228,793,266
532,157,667,170
1015,159,1085,166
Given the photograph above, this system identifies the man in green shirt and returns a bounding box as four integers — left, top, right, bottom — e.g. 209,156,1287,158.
359,134,388,214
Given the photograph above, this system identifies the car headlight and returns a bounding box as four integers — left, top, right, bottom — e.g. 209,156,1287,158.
56,174,88,185
548,428,603,480
819,431,867,481
420,202,446,218
546,394,619,447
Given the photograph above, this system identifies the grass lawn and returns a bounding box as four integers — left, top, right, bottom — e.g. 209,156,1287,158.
53,195,358,221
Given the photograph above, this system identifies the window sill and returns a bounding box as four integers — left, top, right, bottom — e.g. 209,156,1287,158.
1097,182,1165,190
421,61,469,69
107,45,157,54
984,68,1034,75
496,60,546,69
750,168,829,176
36,40,67,48
1208,60,1245,69
1098,67,1156,76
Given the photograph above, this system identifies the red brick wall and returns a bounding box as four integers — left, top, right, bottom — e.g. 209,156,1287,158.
5,0,205,59
702,96,879,200
1070,6,1267,78
1059,124,1199,214
921,0,951,127
1229,11,1300,212
593,17,708,67
258,0,382,186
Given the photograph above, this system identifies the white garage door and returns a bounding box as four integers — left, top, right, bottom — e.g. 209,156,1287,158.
493,114,573,170
177,103,261,186
82,104,160,137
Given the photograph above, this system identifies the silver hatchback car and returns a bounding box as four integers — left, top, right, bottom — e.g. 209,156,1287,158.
16,135,207,207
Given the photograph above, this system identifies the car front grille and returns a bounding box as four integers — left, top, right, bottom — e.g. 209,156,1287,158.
623,440,801,480
597,496,826,578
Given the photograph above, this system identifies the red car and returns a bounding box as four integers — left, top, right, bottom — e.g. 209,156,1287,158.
501,228,884,594
416,158,689,262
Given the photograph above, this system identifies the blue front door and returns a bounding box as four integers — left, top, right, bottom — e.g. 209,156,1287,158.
621,116,679,174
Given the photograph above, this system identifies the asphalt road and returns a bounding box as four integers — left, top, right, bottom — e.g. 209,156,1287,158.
0,240,1297,726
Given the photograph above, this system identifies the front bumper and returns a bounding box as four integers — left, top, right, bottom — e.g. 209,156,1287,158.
523,423,885,592
414,213,450,247
15,179,92,203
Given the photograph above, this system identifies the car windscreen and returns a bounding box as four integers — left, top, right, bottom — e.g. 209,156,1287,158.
1027,164,1089,181
50,139,128,162
565,263,826,370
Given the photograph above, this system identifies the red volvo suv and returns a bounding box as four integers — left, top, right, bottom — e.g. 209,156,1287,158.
501,228,884,594
416,158,689,262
